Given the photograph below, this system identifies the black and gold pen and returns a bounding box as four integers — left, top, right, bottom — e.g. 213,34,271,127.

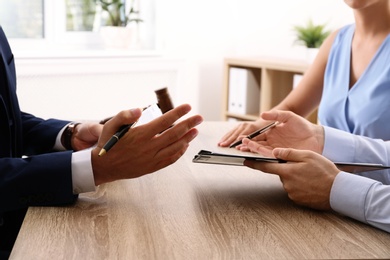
98,104,163,156
229,121,279,148
98,122,136,156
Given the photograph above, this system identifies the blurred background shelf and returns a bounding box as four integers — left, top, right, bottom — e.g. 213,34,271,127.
222,56,317,123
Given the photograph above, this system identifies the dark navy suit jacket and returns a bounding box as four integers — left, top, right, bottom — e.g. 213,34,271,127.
0,27,78,252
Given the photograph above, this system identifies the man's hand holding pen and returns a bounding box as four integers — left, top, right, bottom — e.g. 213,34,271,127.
91,104,203,186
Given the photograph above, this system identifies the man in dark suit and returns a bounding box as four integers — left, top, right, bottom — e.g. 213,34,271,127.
0,26,203,257
0,26,79,256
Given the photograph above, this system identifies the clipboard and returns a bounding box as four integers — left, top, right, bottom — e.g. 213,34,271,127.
192,150,286,166
192,150,390,173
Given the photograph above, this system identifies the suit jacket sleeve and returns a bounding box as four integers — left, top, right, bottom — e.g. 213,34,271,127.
0,26,78,212
21,111,70,155
0,152,78,212
1,111,78,212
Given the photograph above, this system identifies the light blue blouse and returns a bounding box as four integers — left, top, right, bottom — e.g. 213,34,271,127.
318,24,390,140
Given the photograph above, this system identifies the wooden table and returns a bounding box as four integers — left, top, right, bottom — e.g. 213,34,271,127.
10,122,390,259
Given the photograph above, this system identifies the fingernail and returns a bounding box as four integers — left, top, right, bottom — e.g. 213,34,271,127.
192,129,199,138
130,108,142,116
195,116,203,125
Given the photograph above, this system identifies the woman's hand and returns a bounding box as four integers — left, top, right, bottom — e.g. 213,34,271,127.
243,110,324,157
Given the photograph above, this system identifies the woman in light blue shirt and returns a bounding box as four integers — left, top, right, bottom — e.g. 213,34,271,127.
217,0,390,233
219,0,390,147
318,23,390,139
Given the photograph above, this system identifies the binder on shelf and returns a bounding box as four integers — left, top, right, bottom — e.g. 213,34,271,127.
228,67,260,115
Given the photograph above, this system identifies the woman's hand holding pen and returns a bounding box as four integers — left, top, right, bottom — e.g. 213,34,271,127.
242,110,324,157
217,120,264,149
91,104,203,186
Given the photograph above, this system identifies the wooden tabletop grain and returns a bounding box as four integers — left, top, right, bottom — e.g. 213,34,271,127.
10,122,390,259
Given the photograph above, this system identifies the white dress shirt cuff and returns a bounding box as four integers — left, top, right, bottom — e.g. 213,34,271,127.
54,124,69,151
71,149,96,194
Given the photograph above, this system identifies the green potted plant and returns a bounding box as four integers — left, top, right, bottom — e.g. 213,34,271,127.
293,19,331,62
95,0,143,26
95,0,143,48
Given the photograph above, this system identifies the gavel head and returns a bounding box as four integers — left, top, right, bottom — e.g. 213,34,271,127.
155,87,174,113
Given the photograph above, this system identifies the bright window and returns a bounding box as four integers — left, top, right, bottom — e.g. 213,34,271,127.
0,0,157,52
0,0,44,38
66,0,97,32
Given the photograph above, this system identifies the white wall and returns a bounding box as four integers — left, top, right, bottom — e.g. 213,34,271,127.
157,0,354,120
14,0,355,121
16,57,185,121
